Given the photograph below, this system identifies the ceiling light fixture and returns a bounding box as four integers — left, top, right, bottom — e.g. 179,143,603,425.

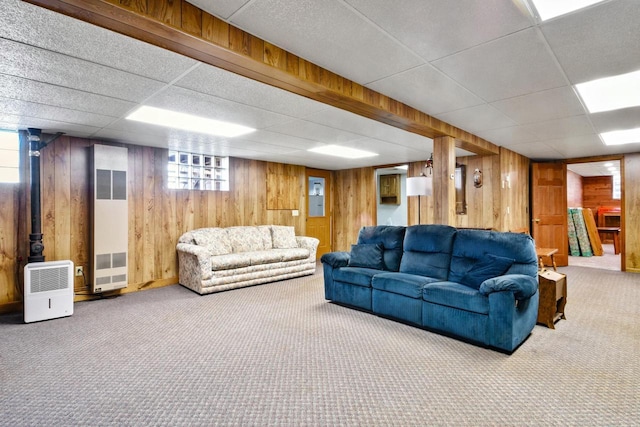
575,69,640,113
600,127,640,146
308,145,378,159
529,0,605,21
126,106,256,137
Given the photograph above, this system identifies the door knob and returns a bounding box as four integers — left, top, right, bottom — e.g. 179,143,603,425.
534,218,541,223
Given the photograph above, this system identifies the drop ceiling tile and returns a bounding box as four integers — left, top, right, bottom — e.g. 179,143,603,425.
240,130,319,150
0,0,198,82
521,115,595,141
366,65,484,116
541,0,640,83
505,141,564,160
432,28,566,102
0,74,136,118
188,0,252,19
491,86,586,124
144,86,294,129
229,0,422,84
435,105,517,134
265,119,364,145
0,39,166,102
544,134,608,158
590,107,640,133
175,64,329,118
0,96,116,128
303,106,433,149
476,126,539,147
345,0,532,61
0,114,100,137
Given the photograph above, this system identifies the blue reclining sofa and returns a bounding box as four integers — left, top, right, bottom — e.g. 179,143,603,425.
321,225,539,353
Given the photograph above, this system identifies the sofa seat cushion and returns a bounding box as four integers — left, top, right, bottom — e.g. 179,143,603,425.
333,267,380,288
210,253,252,270
372,272,441,299
422,281,489,315
270,248,310,262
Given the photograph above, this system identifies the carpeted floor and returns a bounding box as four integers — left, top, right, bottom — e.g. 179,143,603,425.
1,265,638,426
569,243,621,271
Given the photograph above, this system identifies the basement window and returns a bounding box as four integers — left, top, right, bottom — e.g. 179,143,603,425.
612,174,621,200
0,130,20,183
168,151,229,191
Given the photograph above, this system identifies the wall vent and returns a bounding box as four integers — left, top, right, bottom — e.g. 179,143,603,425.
24,260,74,323
90,145,128,293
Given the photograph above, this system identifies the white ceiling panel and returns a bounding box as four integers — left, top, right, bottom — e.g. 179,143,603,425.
491,86,586,124
188,0,251,20
547,134,609,158
345,0,533,61
143,86,295,130
0,114,100,137
476,126,539,147
504,141,564,160
228,0,422,84
0,38,167,103
0,74,136,118
589,107,640,133
436,105,518,134
175,63,329,118
432,28,567,102
239,130,321,150
541,0,640,84
0,97,116,128
521,115,595,141
0,0,198,83
366,65,484,116
265,119,365,145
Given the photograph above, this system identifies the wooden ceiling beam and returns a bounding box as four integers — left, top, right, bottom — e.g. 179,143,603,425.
24,0,499,156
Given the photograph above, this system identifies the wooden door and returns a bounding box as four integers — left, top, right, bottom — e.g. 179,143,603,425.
531,162,568,266
306,169,332,259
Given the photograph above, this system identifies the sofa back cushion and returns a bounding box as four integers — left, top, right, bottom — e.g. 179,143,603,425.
189,228,232,256
227,226,266,252
448,229,538,285
258,225,274,249
399,225,457,279
271,225,298,249
357,226,406,271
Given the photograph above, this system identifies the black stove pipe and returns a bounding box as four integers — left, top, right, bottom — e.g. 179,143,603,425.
27,128,45,263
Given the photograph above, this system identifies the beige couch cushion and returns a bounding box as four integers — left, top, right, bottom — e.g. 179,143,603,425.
191,228,232,256
257,225,274,249
271,226,298,249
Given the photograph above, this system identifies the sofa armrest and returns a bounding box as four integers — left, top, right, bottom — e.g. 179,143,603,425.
176,243,213,281
296,236,320,259
320,251,350,268
479,274,538,300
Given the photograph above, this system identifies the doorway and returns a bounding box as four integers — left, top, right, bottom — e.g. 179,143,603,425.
306,169,332,259
375,165,408,226
566,160,621,271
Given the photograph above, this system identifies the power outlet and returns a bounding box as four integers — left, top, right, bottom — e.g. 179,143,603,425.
75,266,84,277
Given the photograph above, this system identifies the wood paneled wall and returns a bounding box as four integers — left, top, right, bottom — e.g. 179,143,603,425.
0,136,306,312
332,167,376,252
499,147,530,232
567,169,583,208
455,155,501,229
582,176,619,212
623,153,640,272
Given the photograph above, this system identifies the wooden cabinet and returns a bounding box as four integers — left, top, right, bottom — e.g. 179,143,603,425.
537,270,567,329
380,174,401,205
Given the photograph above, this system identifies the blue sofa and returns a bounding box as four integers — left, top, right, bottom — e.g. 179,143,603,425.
321,225,539,352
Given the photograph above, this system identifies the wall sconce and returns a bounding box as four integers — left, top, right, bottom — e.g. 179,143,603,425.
473,168,483,188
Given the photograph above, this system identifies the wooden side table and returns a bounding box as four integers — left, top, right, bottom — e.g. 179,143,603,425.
597,227,620,254
536,247,558,271
537,270,567,329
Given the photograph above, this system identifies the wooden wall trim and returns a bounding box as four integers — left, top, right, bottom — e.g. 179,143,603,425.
25,0,499,156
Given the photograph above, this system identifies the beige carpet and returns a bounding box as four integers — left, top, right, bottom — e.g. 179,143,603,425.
569,243,620,271
0,265,638,426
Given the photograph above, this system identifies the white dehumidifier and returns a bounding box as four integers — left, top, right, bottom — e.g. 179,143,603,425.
24,260,74,323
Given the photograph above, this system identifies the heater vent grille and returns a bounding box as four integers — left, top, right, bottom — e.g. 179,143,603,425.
30,266,70,293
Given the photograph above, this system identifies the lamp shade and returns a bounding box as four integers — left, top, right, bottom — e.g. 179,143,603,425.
406,176,432,197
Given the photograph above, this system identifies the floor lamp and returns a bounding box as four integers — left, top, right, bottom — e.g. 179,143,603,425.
406,175,432,224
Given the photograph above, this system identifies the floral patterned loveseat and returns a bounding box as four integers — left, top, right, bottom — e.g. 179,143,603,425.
177,225,319,295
